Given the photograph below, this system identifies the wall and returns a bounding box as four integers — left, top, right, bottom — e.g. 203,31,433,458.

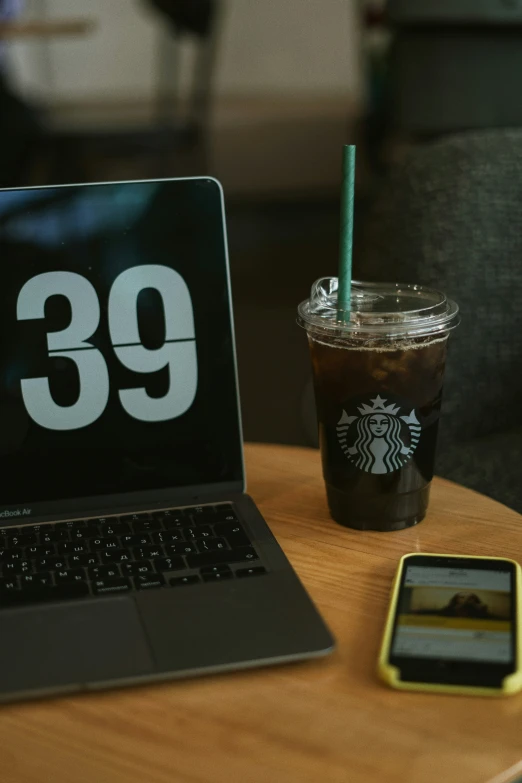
8,0,361,102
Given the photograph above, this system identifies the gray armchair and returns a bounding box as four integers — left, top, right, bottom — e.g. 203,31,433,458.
355,129,522,512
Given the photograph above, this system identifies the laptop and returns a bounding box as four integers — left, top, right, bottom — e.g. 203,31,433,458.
0,177,334,703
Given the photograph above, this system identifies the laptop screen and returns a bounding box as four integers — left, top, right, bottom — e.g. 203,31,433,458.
0,178,243,513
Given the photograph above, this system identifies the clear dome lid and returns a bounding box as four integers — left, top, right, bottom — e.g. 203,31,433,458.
297,278,460,340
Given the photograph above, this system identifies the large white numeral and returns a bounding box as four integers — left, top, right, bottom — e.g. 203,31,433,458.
108,265,195,344
109,265,197,422
17,272,110,430
113,344,197,422
17,266,198,430
17,271,100,351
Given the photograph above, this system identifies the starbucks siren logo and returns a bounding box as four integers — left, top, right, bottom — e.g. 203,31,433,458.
337,395,421,475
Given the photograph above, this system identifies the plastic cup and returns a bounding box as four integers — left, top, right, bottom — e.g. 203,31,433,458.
297,278,460,532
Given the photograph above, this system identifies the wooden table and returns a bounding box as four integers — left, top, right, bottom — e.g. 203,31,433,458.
1,443,522,783
0,20,95,40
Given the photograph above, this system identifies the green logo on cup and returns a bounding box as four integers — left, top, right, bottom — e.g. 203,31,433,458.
337,395,421,475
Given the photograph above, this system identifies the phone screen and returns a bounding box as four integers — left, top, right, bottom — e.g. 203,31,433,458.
389,555,517,687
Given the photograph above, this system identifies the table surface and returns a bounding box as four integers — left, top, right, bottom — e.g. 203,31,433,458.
0,19,95,40
1,443,522,783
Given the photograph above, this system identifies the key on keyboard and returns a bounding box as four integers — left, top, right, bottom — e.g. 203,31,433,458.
0,503,265,608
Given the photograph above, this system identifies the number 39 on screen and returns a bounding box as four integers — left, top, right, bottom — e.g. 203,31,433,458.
16,265,198,431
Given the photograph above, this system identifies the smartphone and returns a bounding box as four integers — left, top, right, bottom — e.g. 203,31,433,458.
378,553,522,696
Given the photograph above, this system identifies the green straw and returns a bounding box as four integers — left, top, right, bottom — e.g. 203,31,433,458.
337,144,356,322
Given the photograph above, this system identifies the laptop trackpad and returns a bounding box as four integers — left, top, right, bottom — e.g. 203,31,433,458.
0,597,154,699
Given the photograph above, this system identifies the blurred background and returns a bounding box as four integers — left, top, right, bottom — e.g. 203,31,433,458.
1,0,521,512
0,0,371,447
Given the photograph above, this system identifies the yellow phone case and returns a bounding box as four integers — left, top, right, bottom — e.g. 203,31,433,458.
377,553,522,697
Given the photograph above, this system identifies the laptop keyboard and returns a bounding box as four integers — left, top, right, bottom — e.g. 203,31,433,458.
0,503,266,609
